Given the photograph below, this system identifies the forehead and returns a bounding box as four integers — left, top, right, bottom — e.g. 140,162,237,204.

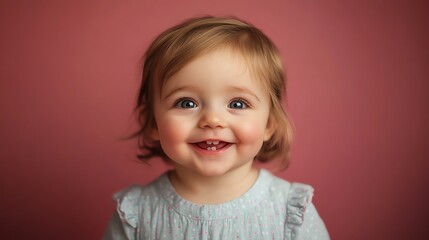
173,49,245,79
159,47,268,92
162,48,264,92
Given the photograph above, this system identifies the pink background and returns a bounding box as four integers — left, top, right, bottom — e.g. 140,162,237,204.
1,0,428,239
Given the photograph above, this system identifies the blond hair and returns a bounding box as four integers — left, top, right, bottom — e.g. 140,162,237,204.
132,16,294,168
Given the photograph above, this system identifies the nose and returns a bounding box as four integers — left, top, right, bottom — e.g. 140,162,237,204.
198,107,227,129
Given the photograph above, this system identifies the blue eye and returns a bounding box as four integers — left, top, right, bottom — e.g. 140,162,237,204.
228,99,249,109
175,99,197,108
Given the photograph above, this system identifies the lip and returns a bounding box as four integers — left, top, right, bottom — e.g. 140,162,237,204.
190,140,233,155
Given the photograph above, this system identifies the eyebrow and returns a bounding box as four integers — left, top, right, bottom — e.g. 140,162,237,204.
162,86,195,100
229,86,261,102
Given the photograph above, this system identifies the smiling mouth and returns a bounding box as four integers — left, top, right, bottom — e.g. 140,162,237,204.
192,140,230,151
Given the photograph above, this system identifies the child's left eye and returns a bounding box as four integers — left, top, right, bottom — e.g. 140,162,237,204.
228,99,249,109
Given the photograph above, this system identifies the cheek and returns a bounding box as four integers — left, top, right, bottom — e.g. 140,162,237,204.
235,119,267,144
157,117,191,144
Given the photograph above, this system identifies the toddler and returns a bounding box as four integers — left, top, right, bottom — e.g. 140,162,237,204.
105,16,330,240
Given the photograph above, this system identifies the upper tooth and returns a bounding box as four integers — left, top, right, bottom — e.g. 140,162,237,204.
206,141,212,144
212,141,219,145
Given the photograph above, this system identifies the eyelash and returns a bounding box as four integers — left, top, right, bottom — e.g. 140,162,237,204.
173,98,197,108
228,98,251,109
172,98,252,109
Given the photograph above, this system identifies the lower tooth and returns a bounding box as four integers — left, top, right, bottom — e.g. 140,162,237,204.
206,147,217,151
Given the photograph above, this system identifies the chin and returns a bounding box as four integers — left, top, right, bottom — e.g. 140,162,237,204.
195,169,229,177
195,163,249,177
189,164,232,177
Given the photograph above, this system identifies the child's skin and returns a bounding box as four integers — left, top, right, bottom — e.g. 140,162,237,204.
151,48,275,204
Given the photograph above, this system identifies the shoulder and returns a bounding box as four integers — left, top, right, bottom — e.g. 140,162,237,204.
262,169,314,205
261,169,328,239
112,174,166,228
285,181,314,227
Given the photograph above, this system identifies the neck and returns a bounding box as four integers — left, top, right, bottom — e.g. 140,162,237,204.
169,165,259,204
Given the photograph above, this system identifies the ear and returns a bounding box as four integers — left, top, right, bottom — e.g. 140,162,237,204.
150,126,160,141
263,114,277,141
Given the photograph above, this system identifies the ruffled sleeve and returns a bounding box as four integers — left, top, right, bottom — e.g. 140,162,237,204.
285,183,330,240
285,183,314,239
104,185,143,240
114,185,142,228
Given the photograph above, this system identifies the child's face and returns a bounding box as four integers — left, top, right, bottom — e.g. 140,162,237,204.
152,48,274,177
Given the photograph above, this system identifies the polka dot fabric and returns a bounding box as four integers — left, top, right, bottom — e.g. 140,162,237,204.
104,169,330,240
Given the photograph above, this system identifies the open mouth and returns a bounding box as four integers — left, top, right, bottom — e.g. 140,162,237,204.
192,140,231,151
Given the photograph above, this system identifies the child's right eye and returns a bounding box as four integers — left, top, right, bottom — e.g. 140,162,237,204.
174,99,197,108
